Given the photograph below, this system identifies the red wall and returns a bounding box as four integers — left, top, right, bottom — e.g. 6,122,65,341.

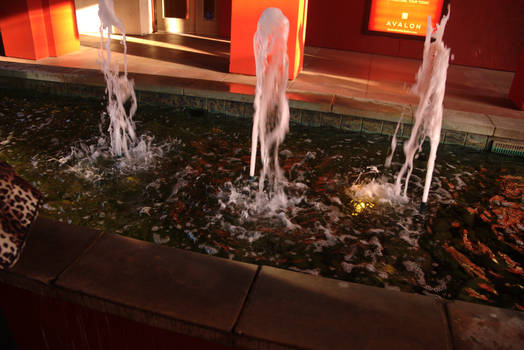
219,0,232,38
305,0,524,72
509,47,524,110
0,283,234,350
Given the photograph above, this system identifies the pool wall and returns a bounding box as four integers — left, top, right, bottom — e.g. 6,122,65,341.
1,61,523,154
0,216,523,349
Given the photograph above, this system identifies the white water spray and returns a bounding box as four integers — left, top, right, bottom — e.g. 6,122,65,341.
58,1,163,177
250,8,291,204
386,9,451,204
98,0,138,159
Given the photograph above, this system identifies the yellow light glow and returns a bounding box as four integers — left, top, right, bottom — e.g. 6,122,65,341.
350,200,375,216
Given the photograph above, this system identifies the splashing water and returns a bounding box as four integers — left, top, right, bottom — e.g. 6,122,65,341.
98,0,138,158
57,0,163,178
250,8,291,210
96,0,162,169
349,10,451,206
386,10,451,204
54,1,167,180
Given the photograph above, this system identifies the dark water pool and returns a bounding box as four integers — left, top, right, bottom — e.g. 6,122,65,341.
0,91,522,310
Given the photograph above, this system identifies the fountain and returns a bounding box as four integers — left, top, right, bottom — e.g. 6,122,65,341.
250,8,291,207
54,1,163,179
386,9,451,206
98,0,138,159
1,1,522,311
58,0,160,175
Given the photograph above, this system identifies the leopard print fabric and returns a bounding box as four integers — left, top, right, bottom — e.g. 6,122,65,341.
0,161,42,270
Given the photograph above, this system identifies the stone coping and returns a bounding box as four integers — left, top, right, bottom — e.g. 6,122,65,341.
1,61,523,153
1,216,522,349
235,265,451,350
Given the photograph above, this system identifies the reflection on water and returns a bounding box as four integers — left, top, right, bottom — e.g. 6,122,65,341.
0,92,522,310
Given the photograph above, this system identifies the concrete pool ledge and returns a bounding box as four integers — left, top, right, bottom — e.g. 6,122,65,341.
1,61,524,153
1,216,523,349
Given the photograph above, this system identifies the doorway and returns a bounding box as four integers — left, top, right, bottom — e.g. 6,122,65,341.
158,0,221,36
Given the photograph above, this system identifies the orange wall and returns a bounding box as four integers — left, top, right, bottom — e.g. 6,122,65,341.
229,0,308,79
0,0,79,60
43,0,80,57
0,0,50,59
305,0,524,72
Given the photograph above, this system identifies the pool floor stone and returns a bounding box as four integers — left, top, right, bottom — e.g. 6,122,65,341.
1,216,523,349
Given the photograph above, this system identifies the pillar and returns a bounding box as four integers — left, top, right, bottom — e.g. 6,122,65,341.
0,0,79,60
509,46,524,111
229,0,308,80
43,0,80,57
0,0,50,59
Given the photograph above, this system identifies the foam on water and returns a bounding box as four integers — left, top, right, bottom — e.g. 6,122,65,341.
350,179,404,205
215,178,306,239
57,134,173,181
347,165,407,205
403,260,450,293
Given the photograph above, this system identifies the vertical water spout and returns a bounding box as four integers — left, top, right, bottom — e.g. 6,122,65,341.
387,9,451,204
250,8,290,198
98,0,138,159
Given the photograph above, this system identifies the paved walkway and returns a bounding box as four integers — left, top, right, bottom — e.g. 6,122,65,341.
0,32,523,144
0,33,522,118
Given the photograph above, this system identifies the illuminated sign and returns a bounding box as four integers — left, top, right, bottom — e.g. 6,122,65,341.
367,0,445,37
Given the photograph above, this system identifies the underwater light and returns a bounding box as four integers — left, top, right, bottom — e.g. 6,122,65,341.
350,200,375,216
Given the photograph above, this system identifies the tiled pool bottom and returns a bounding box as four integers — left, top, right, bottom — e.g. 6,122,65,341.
0,90,523,311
